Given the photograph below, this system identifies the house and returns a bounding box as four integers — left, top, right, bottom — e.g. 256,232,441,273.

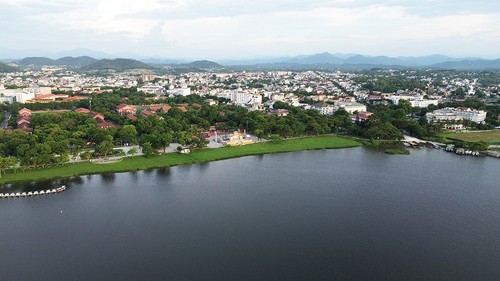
223,131,254,146
126,114,138,121
149,105,162,113
34,94,58,101
16,110,32,132
17,122,33,133
17,117,31,126
62,96,87,102
177,106,187,112
116,103,137,115
96,120,118,129
92,113,105,122
268,109,289,117
19,108,32,117
75,108,91,114
351,111,373,123
141,110,155,118
161,105,172,113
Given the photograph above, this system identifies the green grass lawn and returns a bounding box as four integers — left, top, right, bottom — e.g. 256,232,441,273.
445,130,500,144
384,148,410,155
0,135,361,184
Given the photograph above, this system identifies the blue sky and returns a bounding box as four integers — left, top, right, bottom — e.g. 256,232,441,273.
1,0,500,59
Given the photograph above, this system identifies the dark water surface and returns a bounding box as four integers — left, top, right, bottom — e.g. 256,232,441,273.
1,147,499,281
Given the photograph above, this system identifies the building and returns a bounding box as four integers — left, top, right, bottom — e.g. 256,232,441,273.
314,104,335,115
389,95,439,108
116,104,137,115
351,111,374,123
0,89,35,103
335,102,367,114
426,107,487,124
138,84,164,95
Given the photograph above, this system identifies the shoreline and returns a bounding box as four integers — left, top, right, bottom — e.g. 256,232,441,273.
0,135,361,185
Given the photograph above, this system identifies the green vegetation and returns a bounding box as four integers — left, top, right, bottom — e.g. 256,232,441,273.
0,62,17,73
80,58,153,71
445,130,500,144
0,135,360,184
384,148,410,155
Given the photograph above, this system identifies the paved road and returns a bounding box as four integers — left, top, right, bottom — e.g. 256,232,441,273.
1,111,11,129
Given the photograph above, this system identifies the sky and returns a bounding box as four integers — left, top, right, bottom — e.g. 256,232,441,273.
1,0,500,59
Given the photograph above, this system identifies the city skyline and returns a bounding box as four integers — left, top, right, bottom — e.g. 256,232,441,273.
1,0,500,60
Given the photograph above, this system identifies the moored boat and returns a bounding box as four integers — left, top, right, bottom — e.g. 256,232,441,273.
1,185,67,198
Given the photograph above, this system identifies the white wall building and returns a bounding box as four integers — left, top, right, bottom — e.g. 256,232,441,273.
334,102,367,114
426,107,487,124
138,84,165,95
316,105,335,115
0,88,36,103
389,94,439,108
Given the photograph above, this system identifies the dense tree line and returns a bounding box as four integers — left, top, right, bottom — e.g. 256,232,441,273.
1,88,497,173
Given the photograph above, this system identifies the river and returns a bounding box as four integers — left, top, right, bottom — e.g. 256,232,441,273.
1,147,499,280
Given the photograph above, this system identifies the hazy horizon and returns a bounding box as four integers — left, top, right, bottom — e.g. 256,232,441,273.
2,0,500,60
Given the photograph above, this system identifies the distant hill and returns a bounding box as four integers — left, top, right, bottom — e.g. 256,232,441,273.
19,57,56,66
222,52,496,70
80,58,154,71
0,62,17,73
431,59,500,70
18,56,97,67
295,52,344,64
56,56,97,67
187,60,222,69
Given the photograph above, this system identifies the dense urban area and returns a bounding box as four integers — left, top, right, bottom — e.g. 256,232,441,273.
0,59,499,173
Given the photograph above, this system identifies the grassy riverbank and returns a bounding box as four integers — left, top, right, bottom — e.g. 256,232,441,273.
384,148,410,155
0,135,361,184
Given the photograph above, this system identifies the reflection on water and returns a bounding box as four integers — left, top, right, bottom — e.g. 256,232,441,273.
100,173,116,183
155,167,171,177
0,176,82,192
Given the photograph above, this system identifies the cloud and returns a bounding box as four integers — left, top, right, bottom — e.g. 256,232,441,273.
1,0,500,58
158,3,500,58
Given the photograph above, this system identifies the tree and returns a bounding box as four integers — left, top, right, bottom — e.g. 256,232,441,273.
118,125,138,145
141,142,158,158
365,122,403,140
127,148,138,156
0,156,17,177
95,140,114,156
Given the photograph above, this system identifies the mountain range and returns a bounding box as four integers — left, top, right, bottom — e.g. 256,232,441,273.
2,52,500,71
19,56,98,67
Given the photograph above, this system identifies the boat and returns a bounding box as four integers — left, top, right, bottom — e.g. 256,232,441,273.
0,185,67,198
